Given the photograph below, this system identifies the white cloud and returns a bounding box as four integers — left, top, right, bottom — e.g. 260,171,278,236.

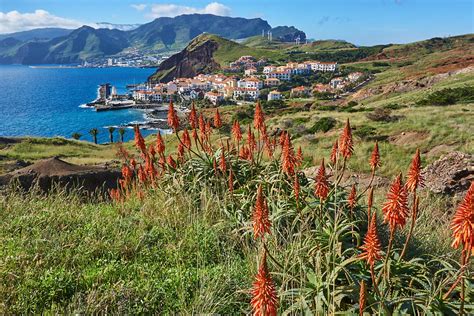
131,4,147,11
0,10,84,34
148,2,231,19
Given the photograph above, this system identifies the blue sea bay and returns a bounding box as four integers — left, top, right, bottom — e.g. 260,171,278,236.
0,65,158,143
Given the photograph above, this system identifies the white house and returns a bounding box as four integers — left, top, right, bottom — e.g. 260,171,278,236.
133,90,163,103
266,70,291,81
267,90,282,101
330,77,345,90
263,66,276,74
233,87,260,100
317,62,338,72
238,77,263,89
204,91,224,105
264,78,281,87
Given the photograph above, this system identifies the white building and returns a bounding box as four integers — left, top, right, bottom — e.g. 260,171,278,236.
133,90,163,103
263,66,276,74
330,77,345,90
233,87,260,100
238,77,263,89
267,91,282,101
204,91,224,105
264,78,281,87
317,62,338,72
266,71,291,81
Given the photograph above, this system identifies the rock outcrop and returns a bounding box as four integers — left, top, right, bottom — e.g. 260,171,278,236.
423,151,473,195
0,157,121,194
148,34,222,83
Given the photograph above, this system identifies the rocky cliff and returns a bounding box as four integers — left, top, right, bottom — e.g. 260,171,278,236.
148,35,222,83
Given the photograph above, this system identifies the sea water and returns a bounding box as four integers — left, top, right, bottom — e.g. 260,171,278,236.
0,65,160,143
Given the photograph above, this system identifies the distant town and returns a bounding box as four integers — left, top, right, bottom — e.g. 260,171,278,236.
90,55,369,111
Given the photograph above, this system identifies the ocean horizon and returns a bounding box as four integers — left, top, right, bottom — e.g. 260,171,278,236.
0,65,161,143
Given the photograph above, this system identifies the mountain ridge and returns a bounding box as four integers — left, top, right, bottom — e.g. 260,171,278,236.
0,14,306,65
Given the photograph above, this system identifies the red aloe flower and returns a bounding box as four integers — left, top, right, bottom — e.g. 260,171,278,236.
228,168,234,193
406,148,423,192
156,132,165,156
339,118,354,159
359,213,382,267
192,127,198,141
148,144,156,159
145,154,156,180
370,141,380,172
130,158,137,170
167,100,179,130
251,251,278,316
264,137,274,158
134,125,146,155
279,131,286,147
281,133,295,175
214,108,222,128
294,173,300,203
382,173,409,232
239,146,251,161
295,146,303,167
253,184,271,239
109,188,121,202
205,120,212,139
330,140,339,165
232,120,242,142
189,102,198,129
137,165,147,183
359,280,367,316
220,149,227,173
177,142,185,161
121,164,133,182
348,184,357,211
314,159,330,200
254,100,265,132
451,181,473,254
198,114,206,135
167,155,176,168
182,128,191,148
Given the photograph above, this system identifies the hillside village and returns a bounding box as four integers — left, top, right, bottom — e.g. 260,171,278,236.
131,56,367,106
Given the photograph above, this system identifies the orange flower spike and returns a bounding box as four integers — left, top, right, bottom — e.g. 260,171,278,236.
339,118,354,159
406,148,423,192
137,165,147,183
232,120,242,142
294,173,300,203
189,102,198,129
182,128,191,149
253,184,271,239
281,133,295,175
295,146,303,167
279,131,286,147
314,159,330,200
198,114,206,134
382,173,409,232
130,158,137,170
359,213,382,267
167,100,179,130
253,100,265,132
192,127,198,141
121,164,133,182
156,132,165,156
148,144,156,159
228,168,234,193
369,141,380,172
133,125,146,155
214,108,222,128
247,125,256,151
220,149,227,173
167,155,176,169
451,181,474,254
359,280,367,316
177,142,185,161
348,184,357,211
330,140,339,165
251,251,278,316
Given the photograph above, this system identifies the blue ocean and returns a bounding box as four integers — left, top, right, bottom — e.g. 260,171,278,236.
0,65,159,143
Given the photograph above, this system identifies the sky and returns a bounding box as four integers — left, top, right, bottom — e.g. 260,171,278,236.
0,0,472,45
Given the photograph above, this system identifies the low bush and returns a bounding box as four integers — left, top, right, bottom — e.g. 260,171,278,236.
307,117,337,133
416,86,474,106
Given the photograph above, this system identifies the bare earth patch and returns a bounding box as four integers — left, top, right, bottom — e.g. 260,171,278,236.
388,131,429,146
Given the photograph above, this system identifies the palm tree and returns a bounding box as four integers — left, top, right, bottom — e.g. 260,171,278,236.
118,128,126,142
89,128,99,144
71,132,82,140
108,126,116,143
